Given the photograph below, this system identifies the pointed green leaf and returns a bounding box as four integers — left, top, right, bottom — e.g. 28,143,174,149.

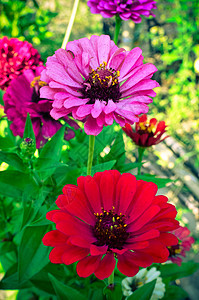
162,285,188,300
0,170,38,198
0,151,26,171
127,279,157,300
160,262,199,280
35,126,65,180
135,174,173,188
0,263,31,290
23,113,36,147
49,274,87,300
18,225,50,282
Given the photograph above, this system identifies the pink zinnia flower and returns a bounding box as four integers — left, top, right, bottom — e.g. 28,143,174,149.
168,226,195,266
123,114,168,147
3,66,79,148
40,35,159,135
87,0,157,23
0,36,42,91
43,170,179,279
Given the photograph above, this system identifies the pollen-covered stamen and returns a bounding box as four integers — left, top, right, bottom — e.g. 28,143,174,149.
30,76,47,103
168,243,182,257
138,122,155,136
31,76,47,90
82,62,121,104
93,207,129,250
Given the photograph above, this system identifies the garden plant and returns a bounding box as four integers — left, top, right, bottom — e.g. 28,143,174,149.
0,0,198,299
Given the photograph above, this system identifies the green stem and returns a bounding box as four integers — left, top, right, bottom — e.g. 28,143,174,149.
114,14,122,45
61,0,79,49
87,135,95,175
108,271,114,286
137,147,145,175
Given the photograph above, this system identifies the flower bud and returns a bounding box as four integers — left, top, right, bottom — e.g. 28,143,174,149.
20,137,35,158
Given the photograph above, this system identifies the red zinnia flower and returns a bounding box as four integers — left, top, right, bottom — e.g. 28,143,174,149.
43,170,179,279
168,226,195,266
123,114,168,147
0,36,42,91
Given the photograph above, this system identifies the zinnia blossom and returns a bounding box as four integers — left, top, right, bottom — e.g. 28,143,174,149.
168,226,195,266
43,170,179,279
122,267,165,299
0,36,42,91
123,114,168,147
40,35,159,136
3,66,79,148
87,0,157,23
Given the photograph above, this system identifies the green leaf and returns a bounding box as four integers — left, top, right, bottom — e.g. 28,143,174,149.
81,160,116,176
135,174,173,188
91,160,116,175
160,262,199,281
162,285,188,300
103,130,125,163
119,162,142,173
31,263,67,295
18,225,50,282
49,273,87,300
0,263,32,290
0,151,26,171
35,126,65,180
127,279,157,300
0,170,38,198
0,135,16,150
23,113,36,148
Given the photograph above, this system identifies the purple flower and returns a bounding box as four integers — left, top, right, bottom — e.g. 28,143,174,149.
40,35,159,135
0,36,42,91
3,66,79,148
87,0,157,23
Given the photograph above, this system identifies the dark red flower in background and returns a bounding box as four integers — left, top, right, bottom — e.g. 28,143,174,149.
0,36,42,91
123,114,168,147
168,226,195,266
43,170,179,279
3,66,79,148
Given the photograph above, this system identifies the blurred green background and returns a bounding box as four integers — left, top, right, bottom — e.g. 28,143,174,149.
1,0,199,168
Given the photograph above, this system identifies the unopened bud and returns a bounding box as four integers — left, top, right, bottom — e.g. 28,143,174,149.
20,138,35,158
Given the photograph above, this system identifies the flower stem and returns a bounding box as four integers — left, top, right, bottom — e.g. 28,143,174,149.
61,0,79,49
114,14,122,45
108,271,114,286
87,135,95,175
137,147,145,175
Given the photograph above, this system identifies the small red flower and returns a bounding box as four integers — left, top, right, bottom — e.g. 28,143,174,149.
168,226,195,266
43,170,179,279
123,114,168,147
0,36,42,91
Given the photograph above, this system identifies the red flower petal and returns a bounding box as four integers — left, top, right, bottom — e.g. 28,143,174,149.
94,254,116,280
127,181,158,223
157,232,179,246
116,173,137,214
99,170,114,211
128,205,160,232
117,252,139,277
42,230,67,246
76,255,102,278
49,246,68,263
90,244,108,256
84,176,102,213
62,245,89,265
